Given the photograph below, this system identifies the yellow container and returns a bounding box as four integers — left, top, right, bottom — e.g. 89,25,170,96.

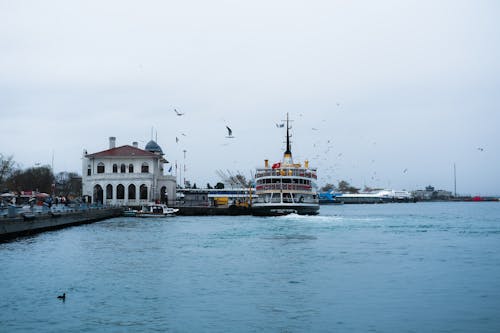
214,197,229,206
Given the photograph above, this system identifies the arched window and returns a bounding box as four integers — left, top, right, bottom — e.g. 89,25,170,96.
128,184,136,200
106,184,113,199
129,164,134,173
117,184,125,199
140,184,148,200
112,164,118,173
160,186,167,203
120,164,126,173
93,185,103,204
97,162,105,174
141,163,149,173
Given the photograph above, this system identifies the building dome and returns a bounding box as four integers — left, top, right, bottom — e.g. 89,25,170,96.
145,140,164,154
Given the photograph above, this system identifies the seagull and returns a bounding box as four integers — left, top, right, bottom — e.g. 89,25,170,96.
174,108,184,116
57,293,66,301
181,133,187,136
403,168,408,173
276,123,284,128
175,137,179,143
477,147,484,152
226,126,235,138
312,128,319,131
336,103,340,107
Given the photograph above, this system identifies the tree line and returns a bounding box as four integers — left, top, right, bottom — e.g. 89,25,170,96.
0,154,82,197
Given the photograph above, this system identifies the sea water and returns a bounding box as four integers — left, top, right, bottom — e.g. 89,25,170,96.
1,202,500,332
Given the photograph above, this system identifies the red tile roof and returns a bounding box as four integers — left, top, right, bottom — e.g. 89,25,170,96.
86,145,159,158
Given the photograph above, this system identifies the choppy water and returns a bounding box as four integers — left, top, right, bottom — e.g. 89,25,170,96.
1,202,500,332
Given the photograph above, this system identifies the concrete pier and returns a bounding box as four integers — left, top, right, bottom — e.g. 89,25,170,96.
0,206,123,241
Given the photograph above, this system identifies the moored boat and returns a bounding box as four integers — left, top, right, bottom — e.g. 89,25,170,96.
252,113,320,216
136,203,179,217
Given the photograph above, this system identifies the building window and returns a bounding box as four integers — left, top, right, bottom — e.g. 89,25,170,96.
128,184,136,199
117,184,125,199
120,164,126,173
160,186,167,203
140,184,148,200
141,163,149,173
93,185,103,204
106,184,113,199
112,164,118,173
97,162,105,174
87,165,91,176
129,164,134,173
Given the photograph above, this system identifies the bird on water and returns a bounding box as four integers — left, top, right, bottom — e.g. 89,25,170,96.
57,293,66,301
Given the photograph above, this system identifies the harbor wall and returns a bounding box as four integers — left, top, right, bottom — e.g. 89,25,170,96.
0,207,123,241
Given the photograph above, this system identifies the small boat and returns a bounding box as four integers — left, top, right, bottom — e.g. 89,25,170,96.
123,208,138,217
136,203,179,218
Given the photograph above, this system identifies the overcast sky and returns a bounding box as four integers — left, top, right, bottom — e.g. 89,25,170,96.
1,0,499,195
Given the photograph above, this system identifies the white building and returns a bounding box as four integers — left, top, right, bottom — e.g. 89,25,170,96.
82,137,176,206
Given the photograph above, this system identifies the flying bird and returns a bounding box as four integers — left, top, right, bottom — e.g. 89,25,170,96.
403,168,408,173
276,123,284,128
477,147,484,152
57,293,66,301
226,126,235,138
174,109,184,116
175,137,179,143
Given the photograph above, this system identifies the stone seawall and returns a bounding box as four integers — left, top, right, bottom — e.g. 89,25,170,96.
0,207,123,241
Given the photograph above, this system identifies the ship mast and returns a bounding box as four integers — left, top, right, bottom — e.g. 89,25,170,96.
283,113,293,165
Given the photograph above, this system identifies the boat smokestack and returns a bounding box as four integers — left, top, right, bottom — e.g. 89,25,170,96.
264,159,269,168
109,137,116,149
305,160,309,169
132,141,138,148
283,113,293,165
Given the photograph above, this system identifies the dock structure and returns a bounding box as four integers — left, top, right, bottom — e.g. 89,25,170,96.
174,188,253,215
0,205,123,241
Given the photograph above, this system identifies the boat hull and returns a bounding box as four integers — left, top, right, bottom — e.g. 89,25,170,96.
251,204,319,216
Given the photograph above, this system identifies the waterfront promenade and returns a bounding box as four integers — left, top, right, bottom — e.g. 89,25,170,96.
0,204,123,240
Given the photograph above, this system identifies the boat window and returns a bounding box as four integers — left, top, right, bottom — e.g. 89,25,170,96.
283,193,292,203
271,193,281,203
97,162,105,174
120,164,126,173
106,184,113,199
128,184,136,199
112,164,118,173
283,179,291,183
129,164,134,173
117,184,125,199
141,163,149,173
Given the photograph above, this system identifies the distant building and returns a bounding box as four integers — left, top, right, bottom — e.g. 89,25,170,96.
412,185,452,201
82,137,176,206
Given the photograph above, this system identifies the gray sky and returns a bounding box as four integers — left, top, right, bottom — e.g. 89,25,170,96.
1,0,499,195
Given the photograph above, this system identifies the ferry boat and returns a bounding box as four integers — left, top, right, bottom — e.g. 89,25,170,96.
252,114,320,216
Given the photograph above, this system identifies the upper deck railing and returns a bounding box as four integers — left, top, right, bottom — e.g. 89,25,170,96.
255,168,317,179
255,184,313,192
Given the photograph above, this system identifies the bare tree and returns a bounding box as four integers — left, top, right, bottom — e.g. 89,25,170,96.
0,154,17,190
